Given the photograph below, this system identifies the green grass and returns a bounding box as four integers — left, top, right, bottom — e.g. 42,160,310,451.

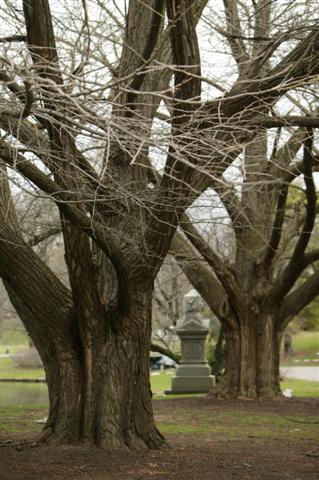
0,404,47,433
157,411,319,440
0,330,29,351
0,374,318,436
281,379,319,397
0,345,28,355
0,357,45,380
281,331,319,366
1,402,318,441
151,373,319,397
150,371,174,393
151,371,204,398
292,331,319,356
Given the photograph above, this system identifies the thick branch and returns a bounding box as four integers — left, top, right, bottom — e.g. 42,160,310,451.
23,0,61,81
303,249,319,267
143,0,202,275
268,131,317,304
204,26,319,120
180,215,247,320
0,166,73,337
289,131,316,262
150,342,180,363
187,26,319,206
0,35,26,43
263,183,289,266
223,0,249,69
21,0,100,184
165,0,201,118
126,0,165,109
0,144,129,280
256,116,319,128
170,231,238,330
278,271,319,329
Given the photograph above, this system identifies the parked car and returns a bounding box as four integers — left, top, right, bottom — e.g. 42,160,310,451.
150,354,177,371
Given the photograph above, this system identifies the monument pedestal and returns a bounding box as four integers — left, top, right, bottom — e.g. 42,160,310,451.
170,366,215,393
167,289,215,394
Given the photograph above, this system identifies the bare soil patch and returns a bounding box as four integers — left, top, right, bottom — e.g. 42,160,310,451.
1,397,318,480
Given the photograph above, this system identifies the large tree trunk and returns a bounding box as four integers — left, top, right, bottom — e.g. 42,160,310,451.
219,309,282,399
0,214,163,447
2,231,164,448
38,283,164,449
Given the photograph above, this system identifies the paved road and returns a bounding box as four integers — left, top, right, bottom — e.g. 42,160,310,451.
280,366,319,382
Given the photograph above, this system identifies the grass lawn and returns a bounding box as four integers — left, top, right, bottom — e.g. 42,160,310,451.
0,357,45,380
293,331,319,355
281,379,319,397
151,372,319,398
0,404,48,433
0,396,318,441
282,331,319,366
0,331,29,354
155,409,319,440
0,372,318,435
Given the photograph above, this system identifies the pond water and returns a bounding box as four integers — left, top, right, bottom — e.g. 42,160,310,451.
0,382,48,407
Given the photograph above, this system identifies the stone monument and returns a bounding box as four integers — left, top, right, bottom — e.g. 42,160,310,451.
167,289,215,394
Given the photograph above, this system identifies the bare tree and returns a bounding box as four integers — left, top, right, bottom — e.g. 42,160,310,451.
169,1,319,398
1,0,319,447
172,129,319,398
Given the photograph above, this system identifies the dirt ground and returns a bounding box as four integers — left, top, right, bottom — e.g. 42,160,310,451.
0,397,318,480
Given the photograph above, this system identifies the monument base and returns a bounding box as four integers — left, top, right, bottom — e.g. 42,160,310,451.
166,375,215,394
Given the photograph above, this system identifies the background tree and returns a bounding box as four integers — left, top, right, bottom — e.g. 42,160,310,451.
168,0,319,398
173,129,319,398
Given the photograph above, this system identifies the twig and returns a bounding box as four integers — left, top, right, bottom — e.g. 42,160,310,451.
279,414,319,425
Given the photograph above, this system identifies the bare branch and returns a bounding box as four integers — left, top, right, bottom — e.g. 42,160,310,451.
28,226,62,247
204,26,319,120
0,35,26,43
211,177,249,231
